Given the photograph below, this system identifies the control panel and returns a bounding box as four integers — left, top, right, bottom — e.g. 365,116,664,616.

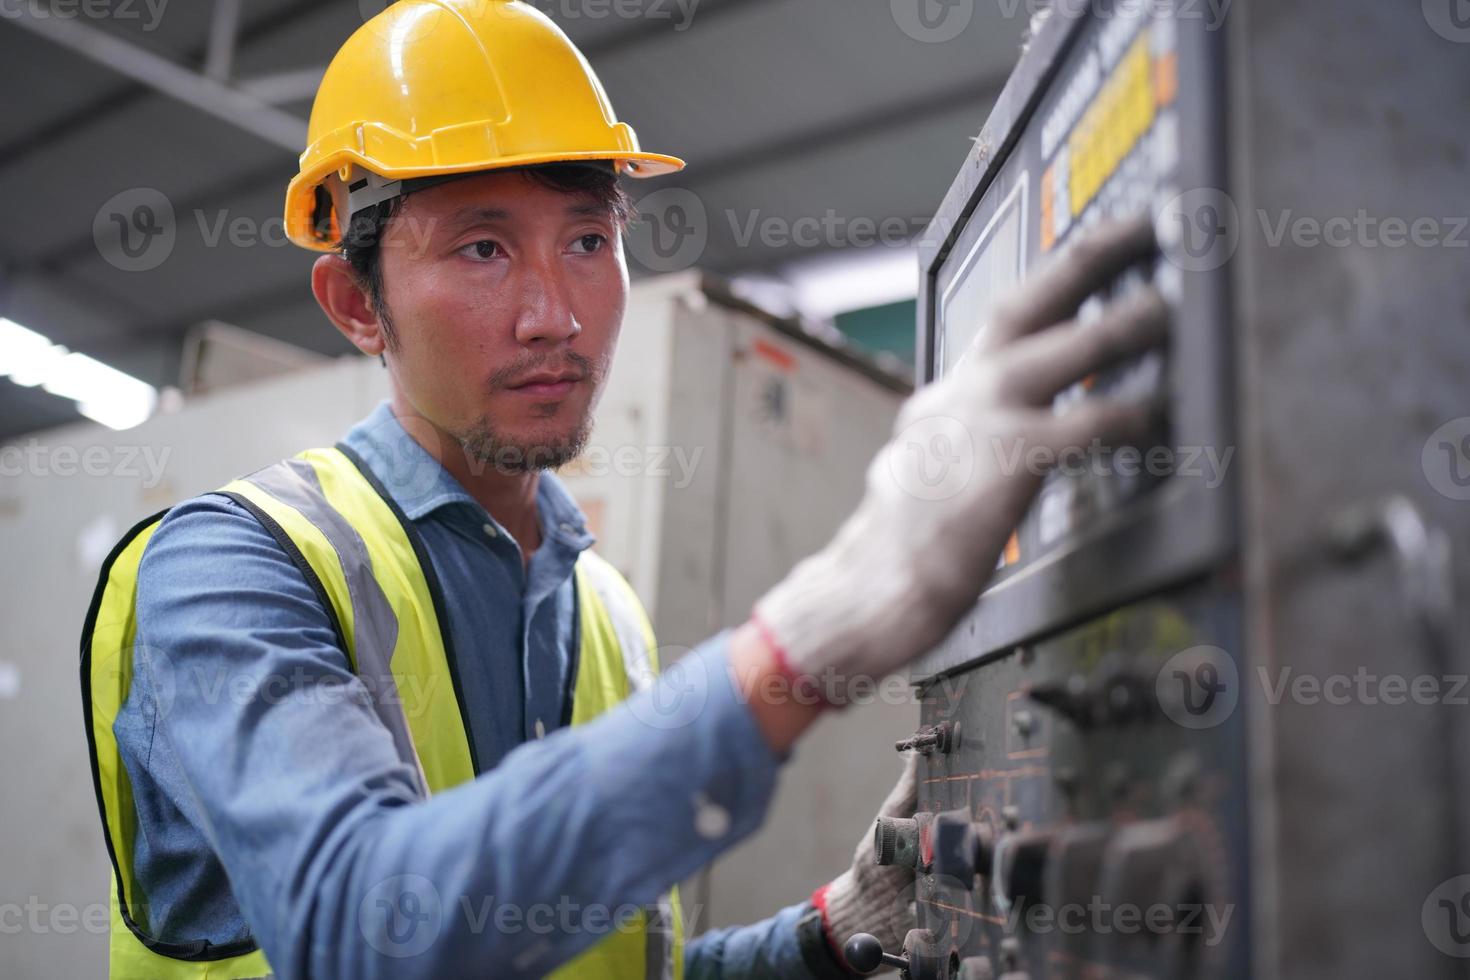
879,5,1251,979
859,580,1248,980
851,3,1470,979
913,2,1234,675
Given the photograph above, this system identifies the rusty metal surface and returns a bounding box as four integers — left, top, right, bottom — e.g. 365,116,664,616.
1231,3,1470,978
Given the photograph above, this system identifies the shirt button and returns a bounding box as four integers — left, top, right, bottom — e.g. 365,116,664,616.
534,718,546,739
693,793,730,840
559,522,577,535
481,523,498,539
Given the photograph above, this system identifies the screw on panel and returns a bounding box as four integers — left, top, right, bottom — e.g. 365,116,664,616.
1012,710,1037,738
897,721,960,755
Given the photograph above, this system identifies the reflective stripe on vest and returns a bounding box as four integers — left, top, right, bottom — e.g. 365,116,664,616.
80,444,682,979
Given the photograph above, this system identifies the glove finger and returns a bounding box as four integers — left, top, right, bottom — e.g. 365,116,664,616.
1035,396,1163,460
878,749,922,819
981,213,1156,352
994,286,1171,406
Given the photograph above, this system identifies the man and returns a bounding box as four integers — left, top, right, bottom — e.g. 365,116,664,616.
81,1,1168,977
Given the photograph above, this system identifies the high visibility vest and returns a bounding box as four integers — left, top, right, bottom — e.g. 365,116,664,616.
80,444,683,979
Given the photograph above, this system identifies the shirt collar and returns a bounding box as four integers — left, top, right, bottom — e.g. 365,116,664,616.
341,401,596,550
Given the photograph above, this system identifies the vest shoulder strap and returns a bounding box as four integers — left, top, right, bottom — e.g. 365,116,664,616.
221,445,476,793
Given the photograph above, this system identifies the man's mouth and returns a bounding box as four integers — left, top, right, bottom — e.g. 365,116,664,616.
505,371,584,398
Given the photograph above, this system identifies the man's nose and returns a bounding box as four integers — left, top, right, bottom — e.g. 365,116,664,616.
513,261,582,347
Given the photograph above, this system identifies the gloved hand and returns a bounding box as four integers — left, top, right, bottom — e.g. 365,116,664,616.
753,216,1167,699
816,751,921,967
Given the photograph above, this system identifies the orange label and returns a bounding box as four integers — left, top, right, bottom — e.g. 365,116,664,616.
1156,51,1178,107
752,338,797,373
1040,165,1056,253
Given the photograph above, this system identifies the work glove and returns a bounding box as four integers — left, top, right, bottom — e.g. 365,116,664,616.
753,215,1168,699
814,750,922,968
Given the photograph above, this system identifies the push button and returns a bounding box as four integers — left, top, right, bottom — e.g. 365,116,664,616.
991,830,1051,918
874,813,933,872
931,808,995,887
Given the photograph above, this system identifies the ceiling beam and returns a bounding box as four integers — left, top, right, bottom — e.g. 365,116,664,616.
9,6,307,153
0,0,323,170
237,66,327,106
203,0,244,82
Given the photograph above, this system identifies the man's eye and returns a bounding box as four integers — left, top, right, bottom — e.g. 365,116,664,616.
571,234,607,254
458,240,502,260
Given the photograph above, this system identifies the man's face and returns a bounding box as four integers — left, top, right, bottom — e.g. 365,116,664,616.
375,169,628,472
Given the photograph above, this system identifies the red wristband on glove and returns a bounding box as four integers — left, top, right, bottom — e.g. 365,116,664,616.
749,611,839,711
810,882,853,969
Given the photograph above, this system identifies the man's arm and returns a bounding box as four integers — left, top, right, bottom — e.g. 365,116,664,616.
685,902,829,979
727,620,827,753
681,754,921,980
133,494,785,980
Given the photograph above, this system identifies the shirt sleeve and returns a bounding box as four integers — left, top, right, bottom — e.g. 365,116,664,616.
131,492,787,980
685,901,820,979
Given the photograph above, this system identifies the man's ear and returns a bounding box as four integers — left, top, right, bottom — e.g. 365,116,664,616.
312,253,387,356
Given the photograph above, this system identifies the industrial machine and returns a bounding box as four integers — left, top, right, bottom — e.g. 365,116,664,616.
847,3,1470,979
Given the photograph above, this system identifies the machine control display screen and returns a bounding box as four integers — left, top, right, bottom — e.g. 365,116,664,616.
933,9,1183,582
938,178,1027,376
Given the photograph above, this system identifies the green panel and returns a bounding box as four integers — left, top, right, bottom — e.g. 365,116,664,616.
834,300,917,367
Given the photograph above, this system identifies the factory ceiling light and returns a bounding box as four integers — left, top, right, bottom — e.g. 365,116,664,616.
0,319,157,431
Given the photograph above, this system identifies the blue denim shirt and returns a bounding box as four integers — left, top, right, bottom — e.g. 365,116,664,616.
114,400,817,979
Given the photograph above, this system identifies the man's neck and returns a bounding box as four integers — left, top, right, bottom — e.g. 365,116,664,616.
390,397,543,562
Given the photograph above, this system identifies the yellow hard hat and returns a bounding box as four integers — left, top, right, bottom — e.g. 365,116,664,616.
283,0,685,252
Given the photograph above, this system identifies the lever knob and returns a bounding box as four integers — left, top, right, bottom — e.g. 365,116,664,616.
843,933,904,975
843,930,944,980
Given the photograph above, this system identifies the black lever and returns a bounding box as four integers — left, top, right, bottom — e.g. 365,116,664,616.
843,933,908,975
844,929,944,980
